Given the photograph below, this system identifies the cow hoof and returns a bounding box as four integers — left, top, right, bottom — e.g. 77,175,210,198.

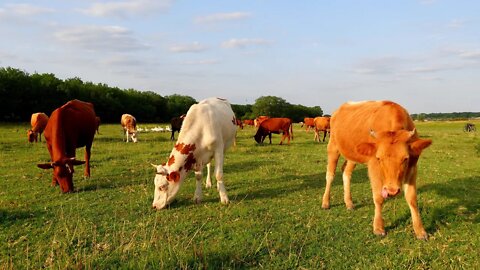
374,229,386,237
205,182,212,189
194,198,202,204
416,232,428,240
321,203,330,209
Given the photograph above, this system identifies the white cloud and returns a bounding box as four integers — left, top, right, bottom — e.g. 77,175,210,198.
181,59,219,65
3,3,54,16
447,19,466,29
194,12,251,24
54,25,149,52
352,56,403,75
458,50,480,59
81,0,172,19
169,42,208,53
221,38,271,49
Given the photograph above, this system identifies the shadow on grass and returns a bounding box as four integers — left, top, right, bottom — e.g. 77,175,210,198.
419,176,480,231
0,208,51,227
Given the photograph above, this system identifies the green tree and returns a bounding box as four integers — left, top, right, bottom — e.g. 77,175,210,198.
252,96,289,117
165,94,197,120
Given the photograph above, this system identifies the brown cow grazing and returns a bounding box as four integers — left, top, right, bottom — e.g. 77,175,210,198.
27,112,49,143
236,119,244,129
301,117,315,132
254,117,293,145
95,116,101,134
121,114,138,143
170,114,185,141
321,101,432,239
243,119,254,126
37,100,97,193
313,116,330,142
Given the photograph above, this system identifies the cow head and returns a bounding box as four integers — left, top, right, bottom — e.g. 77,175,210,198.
131,131,138,143
37,157,85,193
151,164,183,209
356,129,432,199
27,130,37,143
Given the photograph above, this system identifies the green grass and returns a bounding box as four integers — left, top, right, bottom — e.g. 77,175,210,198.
1,120,479,269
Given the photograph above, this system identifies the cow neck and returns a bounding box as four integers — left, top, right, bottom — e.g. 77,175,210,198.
167,141,197,174
50,109,68,162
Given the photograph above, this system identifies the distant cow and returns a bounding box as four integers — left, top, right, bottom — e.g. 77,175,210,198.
301,117,315,132
95,116,101,134
37,100,97,193
321,101,432,239
121,114,137,143
151,97,237,209
170,114,185,141
464,123,476,132
27,112,49,143
254,117,293,145
236,119,244,129
254,116,269,128
313,116,330,142
243,119,254,126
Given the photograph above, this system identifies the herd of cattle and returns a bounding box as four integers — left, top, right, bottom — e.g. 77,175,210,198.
28,98,438,239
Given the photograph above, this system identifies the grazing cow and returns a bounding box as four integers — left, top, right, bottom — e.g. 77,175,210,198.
254,116,269,128
27,113,49,143
37,100,97,193
313,116,330,142
301,117,315,132
321,101,432,239
243,119,254,126
170,114,185,141
95,116,101,134
121,114,137,143
236,119,244,129
151,97,237,209
464,123,476,132
254,117,293,145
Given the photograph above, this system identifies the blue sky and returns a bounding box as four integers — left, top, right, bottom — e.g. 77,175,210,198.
1,0,479,114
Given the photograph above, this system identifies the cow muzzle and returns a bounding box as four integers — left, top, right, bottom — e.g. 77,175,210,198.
381,186,401,199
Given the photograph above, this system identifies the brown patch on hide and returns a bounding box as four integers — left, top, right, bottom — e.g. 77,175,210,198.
167,171,180,182
167,155,175,166
184,153,196,172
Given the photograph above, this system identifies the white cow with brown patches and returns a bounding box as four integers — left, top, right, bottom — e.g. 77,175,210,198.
151,97,237,209
121,114,137,143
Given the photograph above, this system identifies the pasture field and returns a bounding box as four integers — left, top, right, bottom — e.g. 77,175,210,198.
0,120,479,269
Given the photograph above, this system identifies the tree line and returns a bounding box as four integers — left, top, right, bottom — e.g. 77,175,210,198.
0,67,323,123
412,112,480,121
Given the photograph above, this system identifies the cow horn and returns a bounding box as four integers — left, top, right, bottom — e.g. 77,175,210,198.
408,128,416,138
369,129,377,138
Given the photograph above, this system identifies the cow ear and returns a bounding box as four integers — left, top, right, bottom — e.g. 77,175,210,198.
71,160,86,166
37,163,53,169
356,143,377,157
409,139,432,156
168,171,180,182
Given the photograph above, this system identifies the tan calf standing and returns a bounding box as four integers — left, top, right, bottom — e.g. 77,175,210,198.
321,101,432,239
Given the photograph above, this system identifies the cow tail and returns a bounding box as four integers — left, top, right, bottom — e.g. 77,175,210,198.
290,122,294,140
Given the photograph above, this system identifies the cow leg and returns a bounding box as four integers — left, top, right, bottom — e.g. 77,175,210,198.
193,169,203,204
342,160,356,210
322,131,327,142
205,162,212,188
84,145,91,177
314,129,319,142
369,166,386,236
125,130,129,142
404,180,427,240
322,141,340,209
51,176,58,186
269,133,272,144
213,151,229,204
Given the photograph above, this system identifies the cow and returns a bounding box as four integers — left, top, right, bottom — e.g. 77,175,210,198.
27,112,49,143
301,117,315,132
254,117,293,145
243,119,254,126
254,116,269,128
37,100,97,193
464,123,476,132
151,97,237,209
170,114,185,141
121,114,137,143
95,116,101,134
321,101,432,239
313,116,330,142
236,119,244,129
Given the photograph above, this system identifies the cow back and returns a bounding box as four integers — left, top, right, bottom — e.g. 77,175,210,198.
330,101,415,163
44,100,97,161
